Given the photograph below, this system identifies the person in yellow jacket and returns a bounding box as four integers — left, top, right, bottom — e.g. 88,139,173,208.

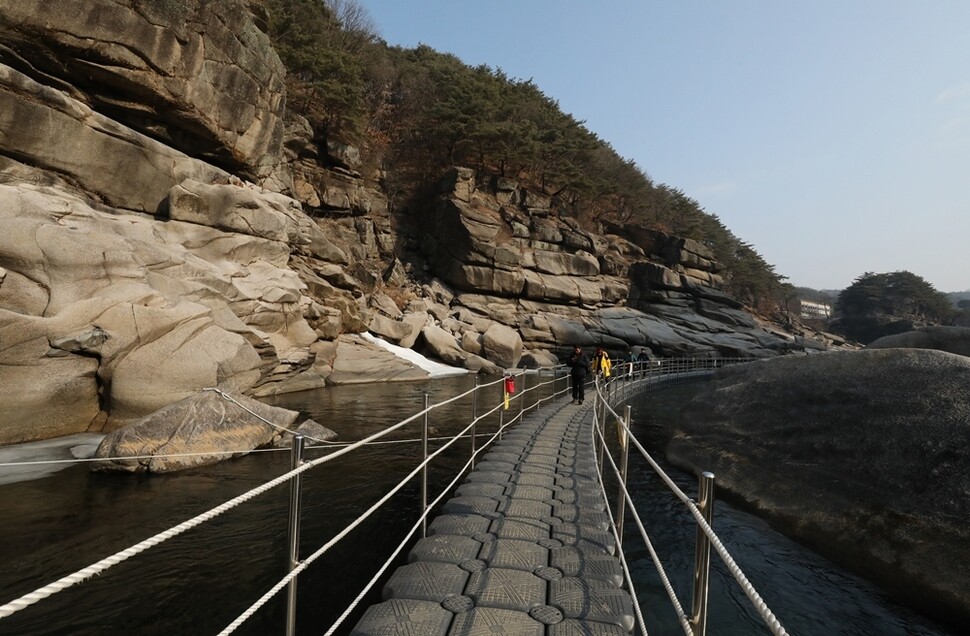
592,347,612,378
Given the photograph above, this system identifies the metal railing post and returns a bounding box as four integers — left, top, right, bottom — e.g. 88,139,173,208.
285,434,305,636
593,385,606,476
595,392,605,476
690,471,716,636
616,406,632,546
470,376,479,469
421,392,430,538
498,398,504,440
519,372,525,422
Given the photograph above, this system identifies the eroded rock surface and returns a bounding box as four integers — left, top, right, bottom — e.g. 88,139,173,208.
0,0,286,178
671,350,970,625
0,0,828,451
93,390,296,473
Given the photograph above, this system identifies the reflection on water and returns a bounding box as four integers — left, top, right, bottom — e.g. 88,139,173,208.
0,376,956,635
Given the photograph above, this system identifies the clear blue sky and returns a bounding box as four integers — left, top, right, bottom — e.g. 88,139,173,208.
359,0,970,293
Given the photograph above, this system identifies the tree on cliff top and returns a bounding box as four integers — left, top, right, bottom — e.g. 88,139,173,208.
264,0,376,136
834,271,955,343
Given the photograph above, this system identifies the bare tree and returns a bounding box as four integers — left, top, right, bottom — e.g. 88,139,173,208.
325,0,378,54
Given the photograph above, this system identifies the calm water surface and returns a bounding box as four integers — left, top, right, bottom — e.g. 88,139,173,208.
0,376,957,635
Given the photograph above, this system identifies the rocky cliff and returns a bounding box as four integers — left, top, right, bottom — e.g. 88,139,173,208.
0,1,819,445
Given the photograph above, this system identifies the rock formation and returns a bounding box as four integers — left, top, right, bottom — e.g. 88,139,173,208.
0,0,823,447
867,325,970,358
671,350,970,626
0,0,287,180
94,390,297,473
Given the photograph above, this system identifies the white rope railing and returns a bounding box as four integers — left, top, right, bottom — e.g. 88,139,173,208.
589,407,650,635
0,457,314,619
0,373,533,471
321,416,513,636
0,370,513,621
219,392,513,635
222,369,558,633
2,358,749,634
592,409,693,635
0,428,548,470
593,365,790,636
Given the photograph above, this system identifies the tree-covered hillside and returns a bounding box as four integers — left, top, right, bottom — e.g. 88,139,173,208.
262,0,789,310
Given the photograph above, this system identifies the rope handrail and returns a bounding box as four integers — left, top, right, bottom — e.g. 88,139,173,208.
589,408,650,635
592,408,693,636
2,356,742,632
0,368,524,621
321,413,516,636
0,427,548,470
0,453,316,619
592,366,790,636
0,367,568,470
219,388,514,635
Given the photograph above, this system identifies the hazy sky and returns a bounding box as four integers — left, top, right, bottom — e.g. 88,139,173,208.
359,1,969,292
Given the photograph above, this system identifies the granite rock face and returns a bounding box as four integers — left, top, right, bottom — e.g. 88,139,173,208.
0,184,272,441
415,169,799,363
671,349,970,626
0,63,227,213
0,0,827,449
0,0,287,179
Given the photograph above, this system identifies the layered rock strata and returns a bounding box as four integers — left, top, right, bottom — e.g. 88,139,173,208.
0,0,820,447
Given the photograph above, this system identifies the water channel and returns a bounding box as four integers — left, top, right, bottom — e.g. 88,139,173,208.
0,375,957,635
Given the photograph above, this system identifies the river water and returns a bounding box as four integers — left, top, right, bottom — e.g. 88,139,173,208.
0,376,956,636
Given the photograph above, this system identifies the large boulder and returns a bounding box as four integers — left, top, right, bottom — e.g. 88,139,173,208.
482,323,523,369
93,390,295,472
366,312,414,345
0,0,286,179
317,334,431,385
420,325,468,366
671,349,970,625
867,326,970,358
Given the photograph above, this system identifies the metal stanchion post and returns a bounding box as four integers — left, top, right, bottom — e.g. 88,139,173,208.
593,383,606,476
690,471,716,636
285,434,305,636
471,375,479,469
616,406,631,546
595,392,604,475
518,372,525,423
421,393,430,538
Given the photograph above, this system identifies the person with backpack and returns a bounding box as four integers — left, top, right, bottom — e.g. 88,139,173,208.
625,349,637,379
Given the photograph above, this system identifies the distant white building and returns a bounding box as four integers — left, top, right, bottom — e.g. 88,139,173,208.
799,300,832,319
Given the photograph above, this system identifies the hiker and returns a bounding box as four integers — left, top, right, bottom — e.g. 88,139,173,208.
567,345,590,404
592,346,612,380
637,348,651,378
625,349,637,379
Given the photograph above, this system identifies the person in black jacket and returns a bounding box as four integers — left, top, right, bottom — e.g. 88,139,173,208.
567,345,590,404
